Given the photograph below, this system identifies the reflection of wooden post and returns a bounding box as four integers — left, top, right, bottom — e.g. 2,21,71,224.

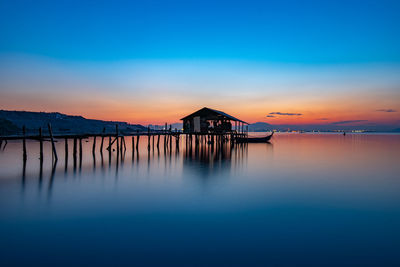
22,125,27,161
39,127,43,161
48,123,58,161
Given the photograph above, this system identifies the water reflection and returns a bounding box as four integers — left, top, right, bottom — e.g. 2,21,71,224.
1,134,400,266
12,136,252,199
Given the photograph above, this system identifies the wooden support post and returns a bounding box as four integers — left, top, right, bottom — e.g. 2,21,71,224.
79,138,82,159
39,128,43,161
136,135,140,150
22,125,27,161
116,125,119,152
92,136,96,154
48,123,58,161
169,126,172,150
73,138,77,159
65,138,68,162
79,138,82,169
157,134,160,148
100,127,105,151
147,127,150,150
132,136,135,157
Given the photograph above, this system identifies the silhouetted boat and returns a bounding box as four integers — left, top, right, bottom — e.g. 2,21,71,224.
236,132,274,143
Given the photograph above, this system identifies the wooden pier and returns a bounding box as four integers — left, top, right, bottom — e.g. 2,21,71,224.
0,123,249,163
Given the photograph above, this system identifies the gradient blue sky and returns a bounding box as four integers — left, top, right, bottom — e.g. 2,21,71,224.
0,0,399,126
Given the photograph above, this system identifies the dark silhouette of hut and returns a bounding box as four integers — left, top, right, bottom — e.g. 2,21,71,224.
181,107,248,133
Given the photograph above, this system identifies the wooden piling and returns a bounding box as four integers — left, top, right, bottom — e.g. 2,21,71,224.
147,127,150,151
39,128,43,161
116,125,119,152
73,138,77,159
92,136,96,154
157,134,160,148
64,137,68,161
136,135,140,150
22,126,27,161
100,127,105,151
79,138,82,158
48,123,58,161
132,136,135,157
164,123,167,149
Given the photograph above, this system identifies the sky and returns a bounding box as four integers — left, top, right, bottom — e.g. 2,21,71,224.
0,0,399,128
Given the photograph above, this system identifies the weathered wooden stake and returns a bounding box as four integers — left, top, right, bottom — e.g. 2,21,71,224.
132,136,135,157
100,127,105,151
79,138,82,159
116,125,119,152
48,123,58,161
157,134,160,148
164,123,167,149
92,136,96,154
73,138,77,159
39,127,43,161
64,138,68,160
136,135,140,150
147,127,150,151
22,125,27,161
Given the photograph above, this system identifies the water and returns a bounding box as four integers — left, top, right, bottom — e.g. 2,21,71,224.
1,133,400,266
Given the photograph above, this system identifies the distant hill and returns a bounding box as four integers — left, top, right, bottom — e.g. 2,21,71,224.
0,110,147,136
0,118,20,135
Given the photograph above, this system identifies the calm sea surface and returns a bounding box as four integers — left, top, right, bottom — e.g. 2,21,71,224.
1,133,400,266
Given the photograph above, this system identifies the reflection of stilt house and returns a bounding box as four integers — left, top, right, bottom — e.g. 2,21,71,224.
181,107,248,134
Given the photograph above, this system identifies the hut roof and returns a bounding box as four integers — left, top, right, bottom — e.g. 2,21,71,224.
180,107,248,124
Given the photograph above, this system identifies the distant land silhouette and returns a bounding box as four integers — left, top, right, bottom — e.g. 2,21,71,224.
0,110,146,135
151,121,399,133
1,110,399,136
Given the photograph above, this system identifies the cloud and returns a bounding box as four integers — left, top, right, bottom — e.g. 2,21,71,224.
317,118,329,120
269,112,302,116
376,109,397,112
331,120,368,125
266,115,276,117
